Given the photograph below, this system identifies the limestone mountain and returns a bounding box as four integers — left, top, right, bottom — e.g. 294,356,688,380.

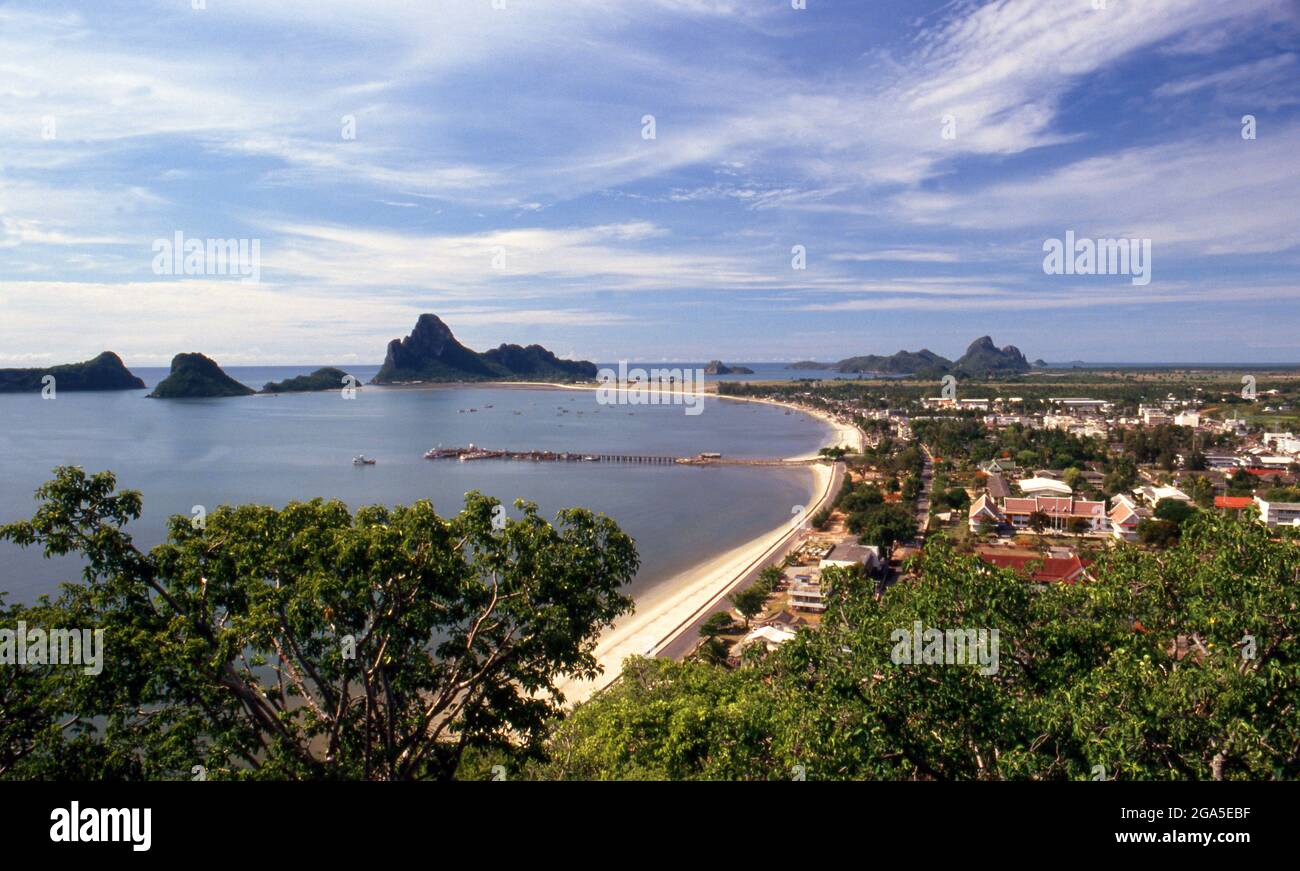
834,349,952,376
372,315,596,383
952,336,1030,376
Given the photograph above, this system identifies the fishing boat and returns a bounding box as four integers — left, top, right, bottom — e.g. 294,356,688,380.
353,455,376,466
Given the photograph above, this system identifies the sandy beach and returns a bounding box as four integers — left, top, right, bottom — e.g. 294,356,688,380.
537,385,862,706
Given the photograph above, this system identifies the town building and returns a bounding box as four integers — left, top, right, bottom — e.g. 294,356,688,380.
977,548,1087,583
1255,496,1300,528
1017,476,1073,497
1048,398,1112,413
1215,495,1254,512
970,495,1108,534
1133,484,1191,504
1108,494,1149,541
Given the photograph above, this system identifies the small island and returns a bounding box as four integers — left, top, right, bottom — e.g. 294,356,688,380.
148,353,255,398
262,367,356,394
703,360,754,375
0,352,145,393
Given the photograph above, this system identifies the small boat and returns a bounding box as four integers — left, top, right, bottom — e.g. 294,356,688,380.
353,455,376,466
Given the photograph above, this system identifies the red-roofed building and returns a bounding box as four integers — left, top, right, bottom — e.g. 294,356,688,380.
1215,496,1254,511
978,550,1087,584
1000,496,1107,533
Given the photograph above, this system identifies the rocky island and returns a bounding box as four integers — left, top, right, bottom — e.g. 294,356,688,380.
703,360,754,375
372,314,597,384
148,353,256,398
262,367,356,394
0,352,145,393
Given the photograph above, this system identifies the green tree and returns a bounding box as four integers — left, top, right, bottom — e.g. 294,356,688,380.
696,637,731,667
533,513,1300,781
1188,475,1215,508
0,467,637,781
729,586,768,629
754,565,783,596
853,503,917,556
699,612,736,640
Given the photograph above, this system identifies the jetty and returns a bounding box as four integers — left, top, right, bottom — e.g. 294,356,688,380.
423,445,818,467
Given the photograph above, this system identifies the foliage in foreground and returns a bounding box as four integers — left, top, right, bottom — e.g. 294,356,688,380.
1,467,637,780
530,513,1300,780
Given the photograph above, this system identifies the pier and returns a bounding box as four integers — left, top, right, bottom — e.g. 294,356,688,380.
423,446,818,467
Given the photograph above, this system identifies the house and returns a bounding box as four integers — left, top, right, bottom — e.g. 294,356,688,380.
1173,412,1201,427
977,549,1087,583
1017,476,1073,497
986,473,1011,500
1215,496,1254,512
1134,484,1190,505
1108,494,1148,541
787,570,828,612
980,458,1013,476
1001,496,1107,533
820,542,882,575
968,493,1003,532
1254,496,1300,528
1246,455,1294,471
737,624,798,652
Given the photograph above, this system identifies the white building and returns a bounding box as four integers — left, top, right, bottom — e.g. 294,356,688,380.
1017,476,1073,497
1255,496,1300,528
1134,484,1191,505
1173,412,1200,427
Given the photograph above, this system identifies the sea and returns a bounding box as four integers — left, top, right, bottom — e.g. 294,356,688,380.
0,364,834,605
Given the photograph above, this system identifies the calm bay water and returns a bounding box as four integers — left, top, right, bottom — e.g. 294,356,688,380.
0,366,829,604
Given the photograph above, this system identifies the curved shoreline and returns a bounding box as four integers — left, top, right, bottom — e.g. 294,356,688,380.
553,459,842,706
500,382,863,706
356,377,863,706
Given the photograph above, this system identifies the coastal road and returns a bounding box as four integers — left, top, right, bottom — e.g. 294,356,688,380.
653,459,847,661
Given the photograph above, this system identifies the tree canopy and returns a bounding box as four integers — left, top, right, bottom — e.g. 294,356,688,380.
0,466,637,780
528,515,1300,780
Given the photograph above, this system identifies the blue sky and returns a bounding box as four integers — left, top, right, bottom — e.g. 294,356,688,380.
1,0,1298,366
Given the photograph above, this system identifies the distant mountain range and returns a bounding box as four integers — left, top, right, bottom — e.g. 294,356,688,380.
2,328,1035,399
788,336,1031,378
371,314,597,384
